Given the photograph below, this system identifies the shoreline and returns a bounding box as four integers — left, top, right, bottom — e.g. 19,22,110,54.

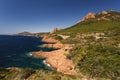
43,60,51,67
31,36,79,75
32,49,78,75
8,34,86,79
27,52,51,66
31,37,79,75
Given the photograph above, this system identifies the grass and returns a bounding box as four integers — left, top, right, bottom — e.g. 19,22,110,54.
56,21,120,36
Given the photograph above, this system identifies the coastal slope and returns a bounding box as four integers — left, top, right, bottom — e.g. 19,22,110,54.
32,36,80,76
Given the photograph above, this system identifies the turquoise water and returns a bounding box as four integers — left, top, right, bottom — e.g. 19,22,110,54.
0,35,51,70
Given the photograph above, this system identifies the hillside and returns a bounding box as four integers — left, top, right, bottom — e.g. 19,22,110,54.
0,68,81,80
15,32,49,38
50,10,120,80
15,31,33,36
56,10,120,36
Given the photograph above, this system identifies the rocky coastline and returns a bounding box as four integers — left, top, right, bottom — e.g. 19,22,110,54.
31,36,79,75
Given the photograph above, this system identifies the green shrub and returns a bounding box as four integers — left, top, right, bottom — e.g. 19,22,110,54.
21,68,35,79
0,68,9,79
57,21,120,36
54,36,63,41
84,36,96,41
61,38,80,44
0,68,82,80
68,44,120,79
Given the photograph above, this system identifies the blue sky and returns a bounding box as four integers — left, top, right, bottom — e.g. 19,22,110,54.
0,0,120,34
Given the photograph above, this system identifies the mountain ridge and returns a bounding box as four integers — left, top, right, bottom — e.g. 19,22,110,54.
55,10,120,36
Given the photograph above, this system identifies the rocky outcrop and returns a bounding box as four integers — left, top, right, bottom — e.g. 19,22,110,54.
51,28,58,34
32,36,80,76
77,11,111,23
101,11,108,15
42,36,59,43
50,28,62,34
96,11,110,21
43,42,70,49
81,12,95,21
32,49,78,75
97,16,110,21
42,36,70,48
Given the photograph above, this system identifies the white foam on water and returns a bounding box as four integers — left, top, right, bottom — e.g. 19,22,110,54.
43,60,51,67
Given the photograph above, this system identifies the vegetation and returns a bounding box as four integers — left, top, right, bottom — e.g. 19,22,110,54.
0,68,81,80
56,21,120,37
56,10,120,79
0,10,120,80
56,11,120,37
48,34,63,41
67,44,120,79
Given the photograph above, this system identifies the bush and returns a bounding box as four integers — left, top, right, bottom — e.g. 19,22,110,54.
54,36,63,41
0,68,9,79
84,36,96,41
21,68,35,79
68,44,120,79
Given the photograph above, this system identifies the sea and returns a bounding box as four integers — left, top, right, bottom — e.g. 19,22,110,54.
0,35,51,70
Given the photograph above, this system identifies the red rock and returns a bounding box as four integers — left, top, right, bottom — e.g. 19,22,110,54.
81,12,95,21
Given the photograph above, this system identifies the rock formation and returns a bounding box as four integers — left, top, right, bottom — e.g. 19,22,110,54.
50,28,62,34
81,12,95,21
101,11,108,15
32,36,79,75
51,28,58,33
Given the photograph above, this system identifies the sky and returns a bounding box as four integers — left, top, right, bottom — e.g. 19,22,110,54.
0,0,120,34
